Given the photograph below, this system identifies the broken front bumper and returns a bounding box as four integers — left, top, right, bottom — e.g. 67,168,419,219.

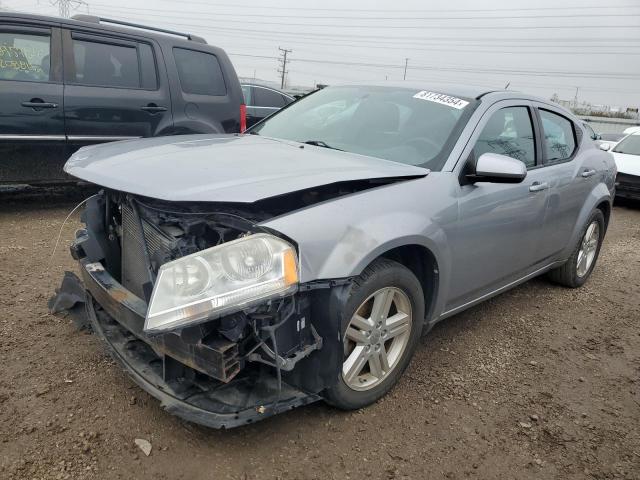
75,258,320,429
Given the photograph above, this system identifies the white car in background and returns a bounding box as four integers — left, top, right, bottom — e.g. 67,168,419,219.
610,132,640,200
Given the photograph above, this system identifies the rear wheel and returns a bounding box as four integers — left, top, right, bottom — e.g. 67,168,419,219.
547,209,605,288
323,258,424,410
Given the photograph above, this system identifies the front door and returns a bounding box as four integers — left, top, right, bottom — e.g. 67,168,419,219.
62,30,172,155
0,24,66,184
446,102,550,311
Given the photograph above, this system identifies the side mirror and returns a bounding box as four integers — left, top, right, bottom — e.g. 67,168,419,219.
599,143,611,151
467,153,527,184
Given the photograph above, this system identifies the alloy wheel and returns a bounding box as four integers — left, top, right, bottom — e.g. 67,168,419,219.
576,221,600,278
342,287,413,391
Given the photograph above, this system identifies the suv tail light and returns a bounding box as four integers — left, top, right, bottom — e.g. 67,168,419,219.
240,104,247,133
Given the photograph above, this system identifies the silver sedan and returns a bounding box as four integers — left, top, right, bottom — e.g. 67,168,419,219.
63,84,616,427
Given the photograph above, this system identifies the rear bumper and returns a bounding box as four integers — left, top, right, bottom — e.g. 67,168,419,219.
77,258,320,429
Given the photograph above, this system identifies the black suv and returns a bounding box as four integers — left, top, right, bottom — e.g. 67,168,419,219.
0,13,245,184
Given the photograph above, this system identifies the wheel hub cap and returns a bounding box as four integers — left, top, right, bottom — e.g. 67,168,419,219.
342,287,413,391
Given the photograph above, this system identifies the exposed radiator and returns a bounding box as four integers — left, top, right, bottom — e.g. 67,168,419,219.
121,204,173,300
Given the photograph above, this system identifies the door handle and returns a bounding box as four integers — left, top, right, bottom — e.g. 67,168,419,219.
529,182,549,192
581,169,597,178
140,105,167,113
21,100,58,109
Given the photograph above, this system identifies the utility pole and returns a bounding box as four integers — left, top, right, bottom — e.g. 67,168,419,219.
278,47,292,90
573,86,580,109
403,58,409,80
50,0,88,18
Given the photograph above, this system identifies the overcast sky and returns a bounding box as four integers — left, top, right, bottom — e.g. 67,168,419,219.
4,0,640,107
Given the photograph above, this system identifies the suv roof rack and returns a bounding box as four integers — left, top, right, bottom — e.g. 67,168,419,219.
71,15,207,44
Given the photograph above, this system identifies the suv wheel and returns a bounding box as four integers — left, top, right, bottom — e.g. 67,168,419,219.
547,209,605,288
323,259,425,410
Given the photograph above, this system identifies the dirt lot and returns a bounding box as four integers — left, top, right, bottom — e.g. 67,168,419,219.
1,194,639,480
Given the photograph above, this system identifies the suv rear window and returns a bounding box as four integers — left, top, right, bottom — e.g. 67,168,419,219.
173,48,226,96
0,32,51,82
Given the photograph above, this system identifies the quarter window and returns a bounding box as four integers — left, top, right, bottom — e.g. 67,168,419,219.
540,110,576,163
0,32,51,82
173,48,226,96
474,106,536,168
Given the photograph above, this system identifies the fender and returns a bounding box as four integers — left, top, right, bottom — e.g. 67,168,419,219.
261,174,458,319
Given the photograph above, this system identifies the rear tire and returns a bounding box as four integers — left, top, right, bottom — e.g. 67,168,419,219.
323,258,425,410
547,209,605,288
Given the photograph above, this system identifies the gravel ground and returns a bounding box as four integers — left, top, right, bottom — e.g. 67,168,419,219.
1,194,639,480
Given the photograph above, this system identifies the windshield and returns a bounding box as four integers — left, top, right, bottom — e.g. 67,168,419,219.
250,86,477,171
613,134,640,156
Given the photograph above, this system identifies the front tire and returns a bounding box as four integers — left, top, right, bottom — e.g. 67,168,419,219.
323,258,425,410
547,209,605,288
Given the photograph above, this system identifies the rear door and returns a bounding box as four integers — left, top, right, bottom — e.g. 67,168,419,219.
0,23,66,183
62,29,173,153
532,104,599,260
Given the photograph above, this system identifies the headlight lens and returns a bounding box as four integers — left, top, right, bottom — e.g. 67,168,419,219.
144,233,298,333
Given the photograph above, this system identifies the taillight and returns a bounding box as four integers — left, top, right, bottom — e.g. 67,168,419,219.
240,104,247,133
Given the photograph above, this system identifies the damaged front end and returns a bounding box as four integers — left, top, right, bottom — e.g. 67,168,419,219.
62,191,350,428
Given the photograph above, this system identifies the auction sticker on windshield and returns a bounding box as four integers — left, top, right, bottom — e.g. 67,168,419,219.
413,91,469,109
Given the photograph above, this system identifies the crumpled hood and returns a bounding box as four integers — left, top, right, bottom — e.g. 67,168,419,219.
611,151,640,176
64,134,429,202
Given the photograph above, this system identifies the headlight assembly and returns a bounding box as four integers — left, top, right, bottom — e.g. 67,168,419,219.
144,233,299,333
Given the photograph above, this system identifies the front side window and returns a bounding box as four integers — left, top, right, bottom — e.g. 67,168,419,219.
540,110,576,163
473,106,536,168
612,134,640,156
251,86,476,170
0,32,50,82
173,48,226,96
254,87,285,108
72,38,140,88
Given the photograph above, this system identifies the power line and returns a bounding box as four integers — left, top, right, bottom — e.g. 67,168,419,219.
81,11,640,44
149,0,640,13
82,7,640,46
87,3,640,20
84,6,640,30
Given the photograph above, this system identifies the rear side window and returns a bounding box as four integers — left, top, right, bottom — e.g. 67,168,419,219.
241,85,252,104
72,37,157,89
173,48,226,96
0,32,51,82
474,106,536,168
540,110,576,163
254,87,286,108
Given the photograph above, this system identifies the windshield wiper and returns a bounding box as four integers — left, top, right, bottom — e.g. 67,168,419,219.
303,140,343,151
